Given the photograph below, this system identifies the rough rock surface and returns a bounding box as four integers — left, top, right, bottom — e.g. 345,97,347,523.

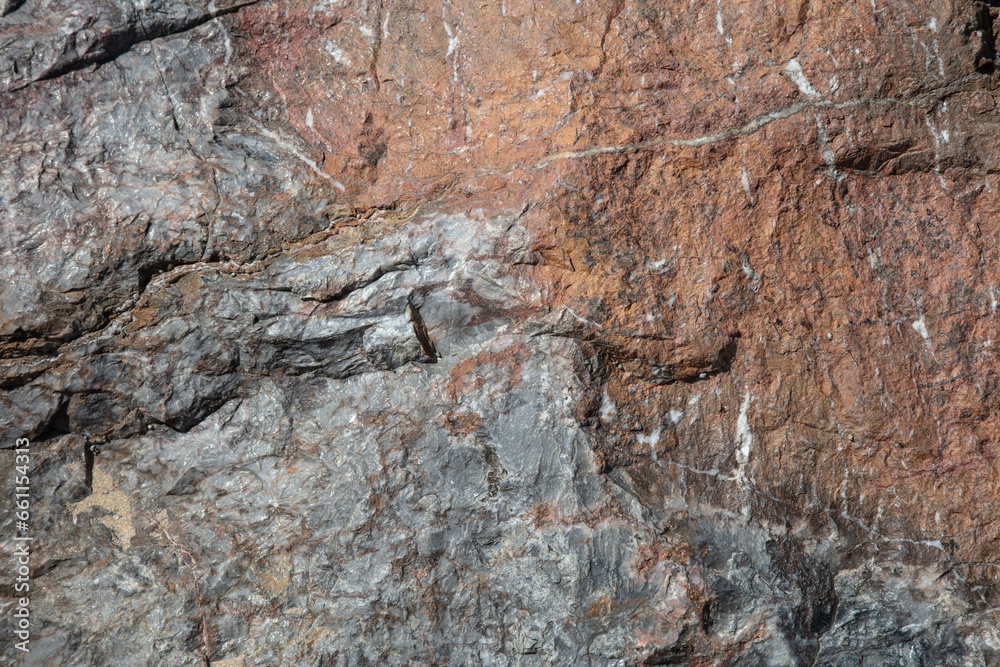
4,0,1000,664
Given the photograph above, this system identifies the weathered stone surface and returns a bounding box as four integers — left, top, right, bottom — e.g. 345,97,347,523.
4,0,1000,665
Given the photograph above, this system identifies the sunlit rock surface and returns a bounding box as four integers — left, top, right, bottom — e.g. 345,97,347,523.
4,0,1000,664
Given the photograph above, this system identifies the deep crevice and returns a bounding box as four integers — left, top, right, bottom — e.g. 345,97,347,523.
407,296,438,362
973,2,998,74
35,399,71,443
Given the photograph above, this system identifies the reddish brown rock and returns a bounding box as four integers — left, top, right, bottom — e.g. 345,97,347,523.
227,0,1000,582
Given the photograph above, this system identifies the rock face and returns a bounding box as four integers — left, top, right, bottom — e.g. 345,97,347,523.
3,0,1000,664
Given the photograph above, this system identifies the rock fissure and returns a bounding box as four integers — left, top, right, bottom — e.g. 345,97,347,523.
3,0,264,93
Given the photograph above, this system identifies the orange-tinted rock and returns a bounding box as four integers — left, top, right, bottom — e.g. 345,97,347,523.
227,0,1000,583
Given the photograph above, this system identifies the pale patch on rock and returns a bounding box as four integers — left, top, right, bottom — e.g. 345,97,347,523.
734,390,753,481
210,656,245,667
600,387,618,423
71,466,135,550
637,427,662,460
784,58,821,99
912,315,932,350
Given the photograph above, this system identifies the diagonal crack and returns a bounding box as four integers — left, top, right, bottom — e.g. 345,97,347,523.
299,254,423,304
528,72,985,170
4,0,263,93
0,0,24,16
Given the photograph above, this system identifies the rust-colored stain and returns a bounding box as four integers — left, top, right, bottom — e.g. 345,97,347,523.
444,343,530,402
443,410,483,437
586,595,614,619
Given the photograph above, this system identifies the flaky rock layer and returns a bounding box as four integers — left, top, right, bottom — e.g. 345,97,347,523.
3,0,1000,665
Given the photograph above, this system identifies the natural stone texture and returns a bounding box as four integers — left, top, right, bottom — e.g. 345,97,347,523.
4,0,1000,665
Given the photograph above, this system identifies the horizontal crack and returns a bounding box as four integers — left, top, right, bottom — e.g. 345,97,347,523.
301,256,422,303
0,204,418,370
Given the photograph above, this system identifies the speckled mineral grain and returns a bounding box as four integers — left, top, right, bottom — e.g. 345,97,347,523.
4,0,1000,665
